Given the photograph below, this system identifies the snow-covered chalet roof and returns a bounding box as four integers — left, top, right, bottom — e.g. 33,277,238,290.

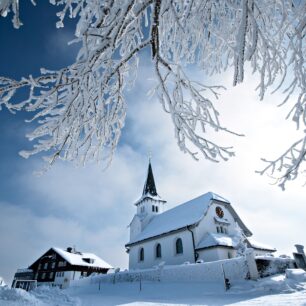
196,233,237,249
29,247,113,269
52,247,113,269
126,192,252,246
247,238,276,252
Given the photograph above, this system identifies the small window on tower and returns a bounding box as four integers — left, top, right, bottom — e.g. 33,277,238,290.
139,248,144,261
152,205,154,212
175,238,183,254
217,226,220,233
156,206,159,212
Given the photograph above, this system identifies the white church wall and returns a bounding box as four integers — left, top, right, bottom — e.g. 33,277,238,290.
129,230,195,270
193,201,237,245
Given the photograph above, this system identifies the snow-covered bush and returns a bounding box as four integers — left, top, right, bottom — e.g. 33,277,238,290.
256,257,295,278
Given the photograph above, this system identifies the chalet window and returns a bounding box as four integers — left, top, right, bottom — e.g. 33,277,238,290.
41,273,46,280
58,261,66,267
38,263,42,270
44,263,48,270
139,248,144,261
156,243,162,258
175,238,183,254
50,272,54,279
51,262,56,269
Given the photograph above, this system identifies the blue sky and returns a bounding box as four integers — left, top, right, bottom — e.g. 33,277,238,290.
1,2,306,285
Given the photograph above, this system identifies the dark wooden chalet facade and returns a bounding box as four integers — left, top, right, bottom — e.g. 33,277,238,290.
12,247,112,289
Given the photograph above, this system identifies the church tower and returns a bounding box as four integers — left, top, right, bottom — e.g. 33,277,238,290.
129,160,166,241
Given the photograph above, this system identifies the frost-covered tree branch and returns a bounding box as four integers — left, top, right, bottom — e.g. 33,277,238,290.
0,0,305,188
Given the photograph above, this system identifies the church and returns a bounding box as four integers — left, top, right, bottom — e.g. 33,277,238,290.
125,161,276,270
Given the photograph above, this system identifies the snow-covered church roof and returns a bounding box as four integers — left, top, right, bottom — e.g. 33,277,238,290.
127,192,252,246
196,232,237,249
247,238,276,252
195,233,276,252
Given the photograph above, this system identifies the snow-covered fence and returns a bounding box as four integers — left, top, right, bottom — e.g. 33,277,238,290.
71,257,249,288
256,257,295,278
161,257,248,282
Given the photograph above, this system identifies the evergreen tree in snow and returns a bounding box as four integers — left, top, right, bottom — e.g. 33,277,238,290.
0,1,306,188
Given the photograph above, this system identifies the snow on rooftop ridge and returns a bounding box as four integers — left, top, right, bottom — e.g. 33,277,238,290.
209,192,230,203
128,192,229,245
52,247,113,269
247,238,276,252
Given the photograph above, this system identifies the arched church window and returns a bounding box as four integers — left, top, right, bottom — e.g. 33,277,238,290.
175,238,183,254
139,248,144,261
156,206,159,212
156,243,162,258
152,205,154,212
216,226,220,233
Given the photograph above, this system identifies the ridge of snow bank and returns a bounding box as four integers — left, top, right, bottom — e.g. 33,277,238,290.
286,269,306,281
0,286,81,306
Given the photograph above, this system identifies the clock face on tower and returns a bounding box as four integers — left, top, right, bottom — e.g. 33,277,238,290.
215,206,224,218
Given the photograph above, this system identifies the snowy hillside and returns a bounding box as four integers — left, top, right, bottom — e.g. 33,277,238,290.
1,271,306,306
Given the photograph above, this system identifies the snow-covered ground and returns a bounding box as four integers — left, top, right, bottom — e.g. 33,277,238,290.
1,272,305,306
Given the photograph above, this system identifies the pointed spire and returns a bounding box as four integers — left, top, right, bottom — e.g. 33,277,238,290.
142,160,158,196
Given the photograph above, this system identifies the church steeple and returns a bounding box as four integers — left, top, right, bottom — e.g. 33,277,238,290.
142,160,158,196
134,159,166,209
129,159,167,240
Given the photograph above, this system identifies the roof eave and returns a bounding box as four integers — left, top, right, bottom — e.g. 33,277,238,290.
126,223,197,247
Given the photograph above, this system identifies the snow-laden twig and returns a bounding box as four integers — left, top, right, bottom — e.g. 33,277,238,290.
0,0,305,187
